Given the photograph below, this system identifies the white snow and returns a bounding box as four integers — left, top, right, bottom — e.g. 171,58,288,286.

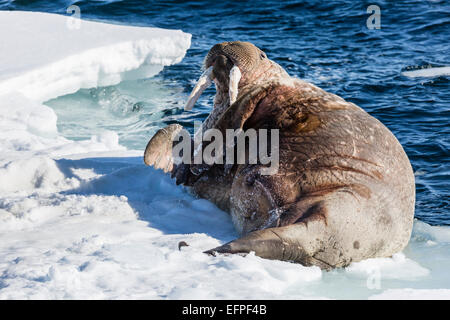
0,11,449,300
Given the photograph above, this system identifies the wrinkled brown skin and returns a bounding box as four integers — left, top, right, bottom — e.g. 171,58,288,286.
145,41,416,269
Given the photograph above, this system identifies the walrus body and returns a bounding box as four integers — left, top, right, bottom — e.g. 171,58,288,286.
144,41,415,269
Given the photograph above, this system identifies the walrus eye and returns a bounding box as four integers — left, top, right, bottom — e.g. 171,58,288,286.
260,52,267,59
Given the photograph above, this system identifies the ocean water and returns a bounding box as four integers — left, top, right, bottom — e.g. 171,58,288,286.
1,0,448,228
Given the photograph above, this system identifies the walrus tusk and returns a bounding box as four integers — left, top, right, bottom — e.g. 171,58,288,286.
228,65,241,106
184,66,213,110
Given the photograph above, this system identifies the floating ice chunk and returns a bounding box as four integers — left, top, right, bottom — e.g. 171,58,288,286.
402,66,450,78
0,11,191,102
0,11,191,159
411,219,450,243
89,131,122,150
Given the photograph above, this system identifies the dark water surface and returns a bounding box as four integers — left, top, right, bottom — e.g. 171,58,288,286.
1,0,449,225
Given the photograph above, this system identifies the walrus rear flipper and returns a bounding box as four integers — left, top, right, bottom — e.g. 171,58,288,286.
204,225,336,270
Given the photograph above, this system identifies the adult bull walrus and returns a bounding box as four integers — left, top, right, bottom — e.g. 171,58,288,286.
144,41,415,269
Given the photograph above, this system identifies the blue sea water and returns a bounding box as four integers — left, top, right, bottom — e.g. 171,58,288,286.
1,0,449,226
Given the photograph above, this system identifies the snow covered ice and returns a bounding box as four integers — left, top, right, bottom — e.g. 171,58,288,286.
0,11,449,300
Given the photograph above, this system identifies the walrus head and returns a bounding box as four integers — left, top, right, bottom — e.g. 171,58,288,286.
144,42,289,174
185,41,290,127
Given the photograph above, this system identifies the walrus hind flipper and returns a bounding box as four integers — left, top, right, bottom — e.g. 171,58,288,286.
203,225,336,270
203,194,354,272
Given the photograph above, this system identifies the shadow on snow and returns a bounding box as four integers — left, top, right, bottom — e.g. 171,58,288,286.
55,156,236,242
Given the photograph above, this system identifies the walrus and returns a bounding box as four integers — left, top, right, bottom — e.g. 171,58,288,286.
144,41,415,269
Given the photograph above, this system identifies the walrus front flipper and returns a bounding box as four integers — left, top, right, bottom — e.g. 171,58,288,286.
144,124,183,173
204,224,338,270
